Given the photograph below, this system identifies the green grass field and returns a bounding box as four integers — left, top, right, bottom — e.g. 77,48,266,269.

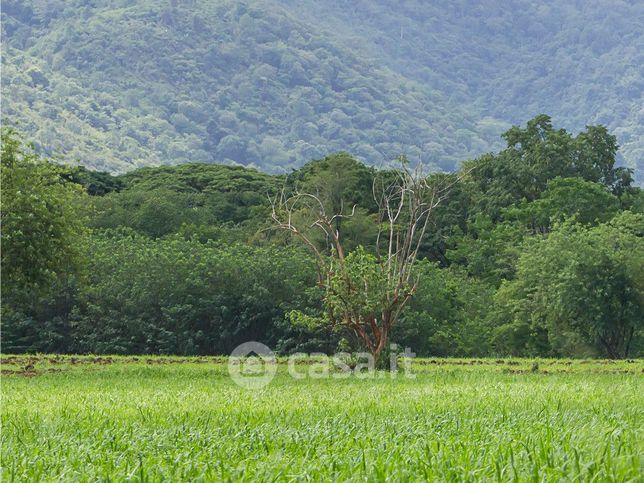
2,356,643,481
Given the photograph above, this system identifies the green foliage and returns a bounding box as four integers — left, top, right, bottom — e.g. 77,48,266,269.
0,128,88,302
464,116,632,221
3,1,642,179
276,1,644,180
2,117,642,358
291,153,377,214
0,277,80,354
90,163,278,239
68,230,318,355
393,262,493,356
278,305,338,354
447,216,527,286
418,172,470,265
325,247,399,326
506,177,621,233
283,154,380,252
66,166,124,196
1,0,497,173
493,212,644,358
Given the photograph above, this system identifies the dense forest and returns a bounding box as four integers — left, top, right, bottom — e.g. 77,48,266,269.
2,116,643,358
2,0,642,181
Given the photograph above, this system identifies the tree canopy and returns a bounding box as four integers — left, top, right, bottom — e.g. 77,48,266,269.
2,117,642,358
1,129,88,302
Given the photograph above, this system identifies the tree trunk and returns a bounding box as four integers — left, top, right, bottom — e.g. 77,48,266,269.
370,326,389,370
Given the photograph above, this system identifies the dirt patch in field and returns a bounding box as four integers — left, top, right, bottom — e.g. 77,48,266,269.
414,359,525,366
1,367,65,377
502,368,642,375
1,355,229,368
0,354,229,377
2,355,641,377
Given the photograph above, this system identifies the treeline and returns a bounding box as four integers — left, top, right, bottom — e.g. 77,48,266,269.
2,116,643,358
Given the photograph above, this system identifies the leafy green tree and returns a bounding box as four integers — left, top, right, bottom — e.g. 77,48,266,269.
506,177,620,234
0,277,80,353
574,125,633,194
465,115,632,220
1,129,89,353
447,216,526,286
1,128,88,302
291,154,376,213
493,212,643,358
66,166,124,196
286,153,378,251
620,187,644,214
418,172,471,266
90,164,279,241
446,117,633,296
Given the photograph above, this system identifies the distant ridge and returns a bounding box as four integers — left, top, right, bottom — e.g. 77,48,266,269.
2,0,641,181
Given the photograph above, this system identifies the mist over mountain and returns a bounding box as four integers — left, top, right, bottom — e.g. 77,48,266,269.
2,0,642,179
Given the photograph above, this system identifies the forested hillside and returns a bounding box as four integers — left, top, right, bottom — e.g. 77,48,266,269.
1,0,496,173
2,0,642,180
278,0,644,176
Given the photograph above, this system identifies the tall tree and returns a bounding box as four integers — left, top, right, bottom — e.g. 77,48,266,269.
1,128,88,304
494,212,643,358
271,161,456,364
465,115,633,220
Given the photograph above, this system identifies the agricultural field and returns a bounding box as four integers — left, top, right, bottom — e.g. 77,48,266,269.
1,355,643,481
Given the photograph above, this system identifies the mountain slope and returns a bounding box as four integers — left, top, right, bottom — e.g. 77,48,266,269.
1,0,503,173
1,0,641,178
274,0,643,176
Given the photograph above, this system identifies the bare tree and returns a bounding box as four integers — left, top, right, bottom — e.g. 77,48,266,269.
270,160,459,364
